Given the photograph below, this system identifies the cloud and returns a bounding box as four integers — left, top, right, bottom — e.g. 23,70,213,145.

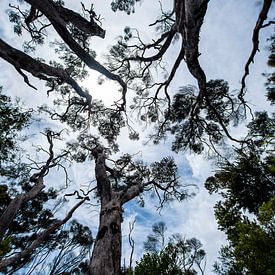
0,0,273,273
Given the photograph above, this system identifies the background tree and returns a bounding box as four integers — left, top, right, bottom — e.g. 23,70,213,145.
134,222,206,275
205,33,275,274
205,91,274,273
0,89,91,273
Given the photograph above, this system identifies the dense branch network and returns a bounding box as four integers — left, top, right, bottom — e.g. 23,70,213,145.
0,1,273,273
107,0,274,152
1,0,127,111
0,197,87,271
0,131,68,242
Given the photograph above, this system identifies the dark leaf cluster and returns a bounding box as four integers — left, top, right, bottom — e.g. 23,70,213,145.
111,0,141,15
162,80,244,153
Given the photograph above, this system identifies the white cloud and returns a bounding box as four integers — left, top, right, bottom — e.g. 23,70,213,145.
0,0,273,273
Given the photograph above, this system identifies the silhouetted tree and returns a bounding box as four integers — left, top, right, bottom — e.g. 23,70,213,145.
134,222,206,275
0,0,273,274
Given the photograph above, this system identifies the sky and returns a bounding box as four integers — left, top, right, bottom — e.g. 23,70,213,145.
0,0,274,274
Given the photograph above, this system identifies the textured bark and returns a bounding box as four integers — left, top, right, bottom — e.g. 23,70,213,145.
89,148,122,275
88,147,150,274
89,199,122,275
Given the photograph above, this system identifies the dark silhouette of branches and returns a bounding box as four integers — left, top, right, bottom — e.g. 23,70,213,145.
239,0,274,100
0,198,87,271
0,131,67,241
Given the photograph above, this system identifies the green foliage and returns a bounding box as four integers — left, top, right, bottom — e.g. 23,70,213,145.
0,87,31,163
247,111,275,145
206,150,274,215
151,157,177,184
166,80,244,153
135,251,182,275
134,222,206,275
214,197,275,275
0,236,12,258
266,34,275,103
206,109,275,274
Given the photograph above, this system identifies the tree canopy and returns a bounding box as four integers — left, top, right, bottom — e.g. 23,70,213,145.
0,0,274,274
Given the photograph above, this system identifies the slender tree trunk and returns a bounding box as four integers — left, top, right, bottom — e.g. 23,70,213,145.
0,179,44,241
0,198,86,271
89,200,122,275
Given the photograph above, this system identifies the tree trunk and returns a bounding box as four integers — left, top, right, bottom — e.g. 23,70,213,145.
89,199,122,275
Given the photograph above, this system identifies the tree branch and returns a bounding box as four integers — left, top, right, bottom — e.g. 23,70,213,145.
127,29,176,62
91,147,112,206
24,0,127,110
239,0,273,99
0,39,92,108
0,198,87,271
0,131,64,241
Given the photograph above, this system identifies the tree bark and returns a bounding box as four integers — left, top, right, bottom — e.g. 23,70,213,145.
89,148,123,275
89,199,122,275
88,147,150,274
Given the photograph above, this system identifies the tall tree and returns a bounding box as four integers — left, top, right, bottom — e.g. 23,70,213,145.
0,0,273,274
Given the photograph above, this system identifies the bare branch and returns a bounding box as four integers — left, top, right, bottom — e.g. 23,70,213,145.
0,39,92,108
0,198,87,271
128,220,136,270
239,0,273,99
0,131,67,241
127,29,175,62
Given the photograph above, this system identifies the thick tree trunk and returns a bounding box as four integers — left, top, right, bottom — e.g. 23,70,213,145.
89,199,122,275
88,148,123,275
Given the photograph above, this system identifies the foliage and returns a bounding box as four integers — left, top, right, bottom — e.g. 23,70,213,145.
134,222,206,275
144,221,166,253
0,0,273,273
166,80,244,153
266,34,275,103
0,86,31,163
213,197,275,275
205,109,275,274
111,0,141,14
25,220,93,274
0,90,91,273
